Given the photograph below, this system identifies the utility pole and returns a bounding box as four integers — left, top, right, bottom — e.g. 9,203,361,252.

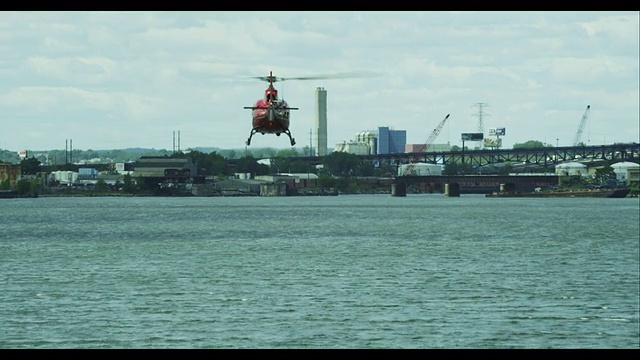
309,129,313,156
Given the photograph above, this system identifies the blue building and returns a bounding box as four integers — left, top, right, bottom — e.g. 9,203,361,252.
376,127,406,154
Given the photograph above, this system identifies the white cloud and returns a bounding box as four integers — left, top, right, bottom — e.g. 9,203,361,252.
0,11,637,151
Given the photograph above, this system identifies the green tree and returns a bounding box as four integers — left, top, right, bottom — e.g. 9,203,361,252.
261,148,278,159
20,156,41,175
135,176,153,193
372,163,396,177
331,176,355,193
559,175,587,188
322,152,359,177
354,161,375,176
316,173,336,189
15,179,37,196
122,174,136,193
183,150,227,176
289,159,315,174
513,140,547,149
443,162,474,175
271,156,302,174
96,179,109,191
276,148,300,157
594,165,616,184
102,164,118,175
86,149,100,160
235,155,268,176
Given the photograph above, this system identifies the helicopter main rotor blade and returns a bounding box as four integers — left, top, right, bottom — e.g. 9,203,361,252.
251,71,381,83
281,71,382,81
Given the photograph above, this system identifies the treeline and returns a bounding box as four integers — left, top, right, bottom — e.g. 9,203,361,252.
3,150,400,197
0,146,320,165
12,150,397,179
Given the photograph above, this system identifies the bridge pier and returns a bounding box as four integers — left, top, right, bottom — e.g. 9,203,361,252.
445,183,460,197
391,182,406,197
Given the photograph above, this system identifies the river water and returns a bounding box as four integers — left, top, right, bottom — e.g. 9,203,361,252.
0,194,638,349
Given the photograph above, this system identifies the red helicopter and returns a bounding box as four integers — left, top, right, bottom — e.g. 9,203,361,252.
244,70,380,146
244,71,298,146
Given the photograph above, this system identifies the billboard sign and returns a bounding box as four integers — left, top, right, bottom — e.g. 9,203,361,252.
489,128,496,136
496,127,506,136
461,133,484,141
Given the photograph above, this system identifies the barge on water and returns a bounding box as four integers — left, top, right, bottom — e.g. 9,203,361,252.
485,187,631,198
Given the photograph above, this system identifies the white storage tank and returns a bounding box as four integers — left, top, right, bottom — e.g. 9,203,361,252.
611,161,640,183
333,141,371,155
333,142,348,153
55,170,78,185
555,162,587,176
345,142,370,155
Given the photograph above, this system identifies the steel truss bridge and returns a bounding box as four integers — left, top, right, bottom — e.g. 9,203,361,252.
289,143,640,168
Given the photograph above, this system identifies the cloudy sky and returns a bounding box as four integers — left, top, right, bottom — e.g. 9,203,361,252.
0,11,638,152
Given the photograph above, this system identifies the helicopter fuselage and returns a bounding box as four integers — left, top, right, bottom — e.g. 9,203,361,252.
244,97,297,146
250,98,291,135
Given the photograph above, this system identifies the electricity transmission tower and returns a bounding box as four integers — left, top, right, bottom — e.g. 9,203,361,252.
472,103,489,148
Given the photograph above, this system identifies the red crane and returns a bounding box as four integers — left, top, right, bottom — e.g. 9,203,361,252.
401,114,450,176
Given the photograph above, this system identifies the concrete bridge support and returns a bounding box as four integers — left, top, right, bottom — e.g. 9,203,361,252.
445,183,460,197
391,182,406,197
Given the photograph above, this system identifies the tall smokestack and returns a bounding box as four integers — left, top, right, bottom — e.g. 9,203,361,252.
315,87,327,156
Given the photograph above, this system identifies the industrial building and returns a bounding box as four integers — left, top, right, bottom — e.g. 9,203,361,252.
377,126,406,154
334,131,377,155
334,128,453,157
0,163,21,189
334,128,408,155
132,156,197,179
611,161,640,185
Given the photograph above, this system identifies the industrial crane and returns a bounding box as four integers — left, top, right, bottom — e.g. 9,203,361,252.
572,105,591,146
401,114,450,176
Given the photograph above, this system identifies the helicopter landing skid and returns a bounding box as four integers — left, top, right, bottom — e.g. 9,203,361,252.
284,129,296,146
245,128,295,146
245,129,258,146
